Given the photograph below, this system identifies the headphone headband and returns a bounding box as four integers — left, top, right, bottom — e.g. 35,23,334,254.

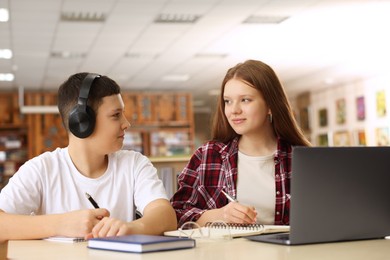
78,73,100,107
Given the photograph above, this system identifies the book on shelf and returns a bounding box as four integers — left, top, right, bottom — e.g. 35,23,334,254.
164,222,290,238
88,234,196,253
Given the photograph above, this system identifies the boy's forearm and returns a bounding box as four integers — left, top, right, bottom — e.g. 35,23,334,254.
130,200,177,235
0,211,58,240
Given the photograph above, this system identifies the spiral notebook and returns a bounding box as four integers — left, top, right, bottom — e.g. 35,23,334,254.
164,222,289,238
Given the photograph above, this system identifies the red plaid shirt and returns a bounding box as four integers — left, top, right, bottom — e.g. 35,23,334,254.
171,137,292,227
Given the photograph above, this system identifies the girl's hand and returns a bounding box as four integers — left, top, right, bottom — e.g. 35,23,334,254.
219,202,257,224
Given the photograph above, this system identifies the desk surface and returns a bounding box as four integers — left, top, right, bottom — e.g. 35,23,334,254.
7,237,390,260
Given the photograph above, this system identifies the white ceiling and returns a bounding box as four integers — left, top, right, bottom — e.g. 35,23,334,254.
1,0,390,109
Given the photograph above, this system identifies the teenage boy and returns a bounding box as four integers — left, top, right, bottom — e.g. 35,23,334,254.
0,73,177,240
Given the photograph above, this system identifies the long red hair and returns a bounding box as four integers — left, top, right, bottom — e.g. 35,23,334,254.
212,60,310,147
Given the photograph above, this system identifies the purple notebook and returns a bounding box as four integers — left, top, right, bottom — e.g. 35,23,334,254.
88,234,196,253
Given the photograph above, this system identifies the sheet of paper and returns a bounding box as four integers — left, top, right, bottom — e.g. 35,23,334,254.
44,236,86,243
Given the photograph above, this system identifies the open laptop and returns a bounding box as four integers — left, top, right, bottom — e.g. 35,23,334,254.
247,146,390,245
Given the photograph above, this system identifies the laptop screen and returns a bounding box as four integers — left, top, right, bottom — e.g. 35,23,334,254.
248,146,390,245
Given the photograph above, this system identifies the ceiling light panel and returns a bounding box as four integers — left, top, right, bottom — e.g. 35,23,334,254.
161,74,189,82
194,53,228,59
60,11,106,22
154,13,201,24
50,51,86,59
154,0,217,24
242,15,289,24
0,49,12,59
125,53,159,59
0,73,14,81
61,0,115,22
0,8,9,22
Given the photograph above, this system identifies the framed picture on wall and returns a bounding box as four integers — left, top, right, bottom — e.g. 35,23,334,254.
353,129,366,146
333,131,351,146
336,98,346,124
356,96,365,121
317,133,329,146
376,127,390,146
376,90,387,117
299,107,310,132
318,108,328,127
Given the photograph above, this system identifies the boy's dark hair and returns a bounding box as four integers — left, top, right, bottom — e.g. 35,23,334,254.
58,72,121,132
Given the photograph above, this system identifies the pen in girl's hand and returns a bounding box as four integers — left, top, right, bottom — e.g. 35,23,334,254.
85,192,100,208
221,190,237,203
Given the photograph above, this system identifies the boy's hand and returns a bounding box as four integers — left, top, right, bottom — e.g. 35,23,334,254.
86,217,132,239
58,208,110,237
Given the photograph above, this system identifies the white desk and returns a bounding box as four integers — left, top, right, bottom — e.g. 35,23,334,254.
7,237,390,260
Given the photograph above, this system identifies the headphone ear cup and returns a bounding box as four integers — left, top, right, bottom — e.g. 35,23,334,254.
68,105,96,138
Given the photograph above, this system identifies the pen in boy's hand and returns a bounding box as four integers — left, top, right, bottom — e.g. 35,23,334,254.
221,190,237,203
85,192,100,209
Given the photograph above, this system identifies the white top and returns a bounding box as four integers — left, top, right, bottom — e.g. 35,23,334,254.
0,147,168,221
236,151,276,224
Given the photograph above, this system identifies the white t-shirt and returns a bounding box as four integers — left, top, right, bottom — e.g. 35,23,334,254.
0,147,168,221
236,151,276,224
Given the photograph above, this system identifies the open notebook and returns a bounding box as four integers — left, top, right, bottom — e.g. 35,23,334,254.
44,236,86,243
164,222,289,238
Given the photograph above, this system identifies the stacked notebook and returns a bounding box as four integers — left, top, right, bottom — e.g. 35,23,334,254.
88,234,196,253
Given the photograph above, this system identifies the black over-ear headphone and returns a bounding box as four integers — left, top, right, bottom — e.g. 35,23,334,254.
68,73,101,138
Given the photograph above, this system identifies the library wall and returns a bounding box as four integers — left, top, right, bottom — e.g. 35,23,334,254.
295,75,390,146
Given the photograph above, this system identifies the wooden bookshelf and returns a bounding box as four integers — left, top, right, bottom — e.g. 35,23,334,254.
0,125,28,189
0,91,195,189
